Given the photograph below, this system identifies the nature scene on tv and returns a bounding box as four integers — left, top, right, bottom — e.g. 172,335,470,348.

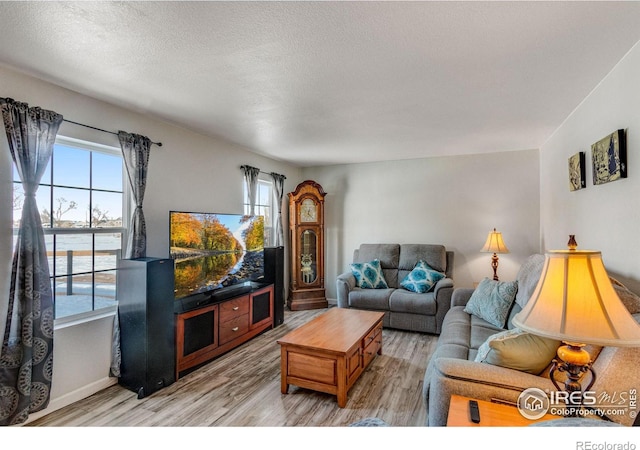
170,212,265,299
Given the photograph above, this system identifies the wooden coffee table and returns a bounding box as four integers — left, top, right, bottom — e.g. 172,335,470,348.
277,307,384,407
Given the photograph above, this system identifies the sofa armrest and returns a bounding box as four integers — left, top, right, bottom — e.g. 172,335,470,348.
336,271,356,308
433,278,454,334
427,357,556,426
451,287,475,308
433,277,453,297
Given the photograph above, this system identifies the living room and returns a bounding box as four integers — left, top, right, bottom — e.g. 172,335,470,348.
1,0,640,443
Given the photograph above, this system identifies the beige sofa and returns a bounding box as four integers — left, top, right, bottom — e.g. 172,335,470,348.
422,254,640,426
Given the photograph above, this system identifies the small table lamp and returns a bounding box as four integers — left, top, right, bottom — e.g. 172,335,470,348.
481,228,509,281
512,242,640,413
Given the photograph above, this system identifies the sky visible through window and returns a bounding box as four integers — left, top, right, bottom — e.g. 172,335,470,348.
12,143,124,227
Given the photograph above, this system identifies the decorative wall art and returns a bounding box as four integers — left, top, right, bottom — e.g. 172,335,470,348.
591,129,627,185
568,151,586,191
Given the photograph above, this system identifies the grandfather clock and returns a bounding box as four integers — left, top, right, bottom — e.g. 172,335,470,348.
288,180,327,310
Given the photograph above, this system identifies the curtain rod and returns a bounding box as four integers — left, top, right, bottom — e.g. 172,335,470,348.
64,119,163,147
241,165,286,179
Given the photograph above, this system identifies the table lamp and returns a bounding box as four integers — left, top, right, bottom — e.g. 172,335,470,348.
481,228,509,281
512,240,640,413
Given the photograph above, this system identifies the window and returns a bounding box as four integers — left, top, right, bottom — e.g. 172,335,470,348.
243,177,274,246
12,136,125,320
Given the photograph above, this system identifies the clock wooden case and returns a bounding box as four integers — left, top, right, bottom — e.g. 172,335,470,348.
288,180,328,310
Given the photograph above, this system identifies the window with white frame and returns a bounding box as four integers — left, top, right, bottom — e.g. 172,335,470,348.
243,177,274,246
12,136,125,320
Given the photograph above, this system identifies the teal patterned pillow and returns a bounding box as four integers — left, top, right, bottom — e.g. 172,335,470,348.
464,278,518,328
400,260,445,293
350,259,389,289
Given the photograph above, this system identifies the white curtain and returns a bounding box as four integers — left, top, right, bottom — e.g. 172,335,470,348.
241,165,260,216
270,172,286,247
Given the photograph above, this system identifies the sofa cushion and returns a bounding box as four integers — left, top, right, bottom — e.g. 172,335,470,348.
514,254,545,308
438,306,472,344
389,289,437,315
400,260,445,293
506,302,523,330
355,244,400,288
348,288,393,310
433,306,501,358
609,277,640,314
399,244,447,273
350,259,389,289
475,328,561,375
464,277,518,329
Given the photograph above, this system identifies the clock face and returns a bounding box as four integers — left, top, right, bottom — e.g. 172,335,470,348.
300,198,317,222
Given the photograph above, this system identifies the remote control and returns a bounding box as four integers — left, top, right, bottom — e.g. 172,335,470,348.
469,400,481,423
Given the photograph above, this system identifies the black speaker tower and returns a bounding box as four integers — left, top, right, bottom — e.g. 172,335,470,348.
264,246,285,326
117,257,175,399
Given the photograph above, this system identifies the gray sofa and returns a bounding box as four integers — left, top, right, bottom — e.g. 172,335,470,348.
422,253,640,427
336,243,454,334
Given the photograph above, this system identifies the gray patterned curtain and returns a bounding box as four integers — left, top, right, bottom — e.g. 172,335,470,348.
241,165,260,216
110,131,151,378
118,131,151,259
270,172,286,247
0,98,62,426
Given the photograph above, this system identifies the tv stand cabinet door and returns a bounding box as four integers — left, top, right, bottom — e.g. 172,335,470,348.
250,285,274,330
175,304,219,377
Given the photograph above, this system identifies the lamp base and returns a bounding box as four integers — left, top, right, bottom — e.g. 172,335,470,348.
491,253,499,281
549,342,596,416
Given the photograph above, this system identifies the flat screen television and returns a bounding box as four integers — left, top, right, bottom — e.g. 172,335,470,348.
169,211,265,302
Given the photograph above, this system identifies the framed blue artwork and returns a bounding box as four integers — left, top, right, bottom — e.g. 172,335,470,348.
592,129,627,185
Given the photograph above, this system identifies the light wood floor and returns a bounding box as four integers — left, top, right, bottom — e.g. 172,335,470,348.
27,307,438,427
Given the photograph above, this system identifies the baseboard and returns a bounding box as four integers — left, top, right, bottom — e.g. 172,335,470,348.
327,298,337,306
24,376,118,425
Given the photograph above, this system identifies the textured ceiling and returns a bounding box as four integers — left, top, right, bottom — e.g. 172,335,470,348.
1,1,640,167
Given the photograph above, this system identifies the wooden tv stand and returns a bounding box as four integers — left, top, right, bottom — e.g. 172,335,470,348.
175,284,274,379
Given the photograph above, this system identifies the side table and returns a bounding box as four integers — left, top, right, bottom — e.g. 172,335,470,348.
447,394,558,426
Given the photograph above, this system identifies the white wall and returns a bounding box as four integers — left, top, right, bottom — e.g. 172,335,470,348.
0,64,302,419
302,149,541,298
540,42,640,293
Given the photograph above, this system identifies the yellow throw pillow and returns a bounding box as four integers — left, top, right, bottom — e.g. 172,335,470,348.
475,328,561,375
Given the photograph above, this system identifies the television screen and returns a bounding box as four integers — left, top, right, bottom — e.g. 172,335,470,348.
169,211,265,300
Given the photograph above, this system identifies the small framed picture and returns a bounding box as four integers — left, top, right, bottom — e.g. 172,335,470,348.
592,129,627,185
568,151,586,191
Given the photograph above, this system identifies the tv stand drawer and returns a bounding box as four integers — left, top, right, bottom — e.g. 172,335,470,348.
219,313,250,345
219,295,250,322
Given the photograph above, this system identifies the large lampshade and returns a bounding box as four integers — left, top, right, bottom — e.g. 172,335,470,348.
512,249,640,347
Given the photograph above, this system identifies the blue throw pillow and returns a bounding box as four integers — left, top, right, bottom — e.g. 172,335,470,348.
400,260,445,293
464,277,518,329
350,259,389,289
